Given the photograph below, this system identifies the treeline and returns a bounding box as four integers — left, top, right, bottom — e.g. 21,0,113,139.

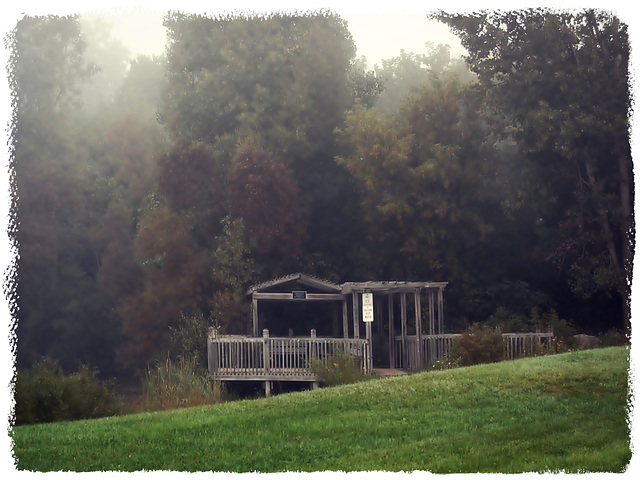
8,10,631,383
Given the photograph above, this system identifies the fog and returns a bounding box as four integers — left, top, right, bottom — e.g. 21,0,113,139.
96,7,467,67
2,0,636,439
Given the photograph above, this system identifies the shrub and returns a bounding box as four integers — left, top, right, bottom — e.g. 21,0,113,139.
13,358,123,425
168,312,211,369
139,355,226,411
546,314,577,352
448,324,505,367
309,349,366,387
599,329,629,347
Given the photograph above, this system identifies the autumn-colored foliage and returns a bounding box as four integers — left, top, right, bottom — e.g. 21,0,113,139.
227,145,306,255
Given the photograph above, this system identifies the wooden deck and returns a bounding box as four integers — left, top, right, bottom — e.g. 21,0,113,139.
208,328,555,385
207,329,371,383
393,330,556,371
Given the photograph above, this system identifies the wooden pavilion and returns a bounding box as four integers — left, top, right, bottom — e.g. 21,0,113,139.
207,273,449,394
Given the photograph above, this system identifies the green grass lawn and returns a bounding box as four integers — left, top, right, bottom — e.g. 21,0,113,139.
11,346,632,473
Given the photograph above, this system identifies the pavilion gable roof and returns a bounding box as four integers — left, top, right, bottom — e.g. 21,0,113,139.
246,273,342,296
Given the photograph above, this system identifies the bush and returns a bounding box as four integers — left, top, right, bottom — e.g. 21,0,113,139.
546,314,577,352
309,350,366,387
168,312,211,369
139,355,226,411
14,358,123,425
599,329,629,347
448,324,505,367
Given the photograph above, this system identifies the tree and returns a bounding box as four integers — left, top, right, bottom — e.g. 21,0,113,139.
158,11,362,281
227,144,306,258
115,54,166,117
210,217,257,334
118,202,213,368
348,56,384,109
160,12,354,154
9,15,167,377
77,15,131,112
336,75,504,322
8,15,112,373
8,15,97,115
373,43,474,114
435,9,632,333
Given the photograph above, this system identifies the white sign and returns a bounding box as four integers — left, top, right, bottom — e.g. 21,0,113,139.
362,292,374,323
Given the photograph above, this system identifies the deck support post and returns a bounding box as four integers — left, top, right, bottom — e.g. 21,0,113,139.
437,287,444,334
388,295,395,369
365,316,372,371
264,381,272,397
252,295,259,337
342,299,349,339
414,289,423,370
207,328,217,376
352,293,359,339
400,293,408,369
263,329,270,378
428,291,435,335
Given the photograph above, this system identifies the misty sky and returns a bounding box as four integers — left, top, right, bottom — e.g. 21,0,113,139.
100,7,467,67
4,1,636,68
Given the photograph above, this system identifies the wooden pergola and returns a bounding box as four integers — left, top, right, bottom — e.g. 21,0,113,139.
245,273,448,370
208,274,555,395
340,280,448,370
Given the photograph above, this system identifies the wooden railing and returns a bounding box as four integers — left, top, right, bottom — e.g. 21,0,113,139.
395,329,556,371
394,334,460,371
503,331,556,360
207,329,371,381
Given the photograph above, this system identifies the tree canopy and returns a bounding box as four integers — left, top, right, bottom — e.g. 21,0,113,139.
434,8,632,333
8,9,631,385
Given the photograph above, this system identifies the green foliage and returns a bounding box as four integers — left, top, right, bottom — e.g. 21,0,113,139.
161,11,354,155
139,355,226,412
435,9,632,332
598,329,629,347
539,310,576,351
448,323,505,366
309,349,366,386
210,216,257,333
10,9,631,395
336,73,503,292
168,312,211,368
13,358,123,425
373,43,474,114
486,303,575,347
12,348,630,472
349,56,384,108
10,15,97,114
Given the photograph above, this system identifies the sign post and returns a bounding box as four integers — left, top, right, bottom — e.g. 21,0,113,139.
362,292,374,323
362,292,373,372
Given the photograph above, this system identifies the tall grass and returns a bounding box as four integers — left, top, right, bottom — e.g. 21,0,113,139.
139,356,226,411
12,347,630,473
309,349,368,386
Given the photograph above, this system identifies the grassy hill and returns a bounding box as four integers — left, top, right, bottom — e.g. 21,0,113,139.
11,346,631,473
